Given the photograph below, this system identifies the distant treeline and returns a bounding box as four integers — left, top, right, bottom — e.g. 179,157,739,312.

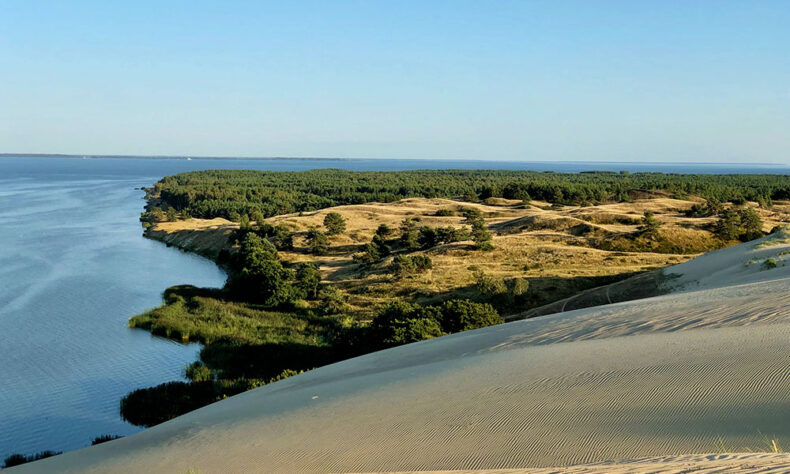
148,169,790,219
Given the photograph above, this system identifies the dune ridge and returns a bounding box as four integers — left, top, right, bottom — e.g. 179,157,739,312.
13,233,790,473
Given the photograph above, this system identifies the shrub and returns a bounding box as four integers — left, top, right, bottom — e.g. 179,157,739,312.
256,223,294,250
166,207,179,222
227,234,293,306
92,435,124,446
370,301,444,346
739,208,764,241
463,190,479,202
715,208,764,242
120,381,219,427
474,269,507,297
318,286,348,315
323,212,346,235
185,361,213,382
471,218,494,250
3,451,61,468
295,263,321,299
400,218,421,250
439,299,503,333
389,254,433,277
436,225,470,244
461,207,483,223
762,258,778,270
417,226,438,248
353,235,391,265
715,209,741,241
305,228,329,255
638,211,662,239
375,223,393,237
435,208,455,216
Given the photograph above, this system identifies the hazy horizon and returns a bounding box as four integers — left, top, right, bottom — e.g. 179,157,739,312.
2,1,788,163
1,153,788,166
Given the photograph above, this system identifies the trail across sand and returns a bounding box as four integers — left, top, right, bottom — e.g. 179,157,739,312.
14,234,790,473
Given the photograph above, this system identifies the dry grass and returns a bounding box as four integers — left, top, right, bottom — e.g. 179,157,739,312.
149,197,790,318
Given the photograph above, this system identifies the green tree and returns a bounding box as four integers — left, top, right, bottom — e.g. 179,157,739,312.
370,301,443,347
389,255,432,277
305,228,329,255
639,211,662,239
738,208,764,241
471,219,494,251
400,217,421,250
318,286,347,315
438,299,502,333
295,263,321,299
323,212,346,235
474,269,506,296
375,223,393,238
417,226,438,249
714,210,741,241
463,190,479,203
249,209,265,227
228,234,293,306
166,208,179,222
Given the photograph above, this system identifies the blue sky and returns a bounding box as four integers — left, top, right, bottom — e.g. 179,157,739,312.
1,1,788,162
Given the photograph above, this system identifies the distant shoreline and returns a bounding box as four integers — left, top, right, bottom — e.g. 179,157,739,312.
0,153,785,167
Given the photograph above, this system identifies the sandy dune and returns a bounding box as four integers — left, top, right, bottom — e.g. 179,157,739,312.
13,232,790,473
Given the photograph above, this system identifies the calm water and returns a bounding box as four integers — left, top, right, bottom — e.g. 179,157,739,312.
0,156,787,459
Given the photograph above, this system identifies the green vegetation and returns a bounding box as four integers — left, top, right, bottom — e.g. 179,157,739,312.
91,435,124,446
3,451,61,468
370,299,501,347
125,227,505,427
146,169,790,220
323,212,346,235
125,168,790,431
762,258,778,270
389,254,433,277
638,211,662,239
714,208,764,242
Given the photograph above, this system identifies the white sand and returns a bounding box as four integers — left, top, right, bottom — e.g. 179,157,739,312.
13,233,790,473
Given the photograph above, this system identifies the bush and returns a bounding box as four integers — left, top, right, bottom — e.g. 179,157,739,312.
389,254,433,277
305,228,329,255
638,211,662,239
256,223,294,250
762,258,778,270
318,286,348,315
121,381,219,427
739,208,764,241
92,434,124,446
715,208,764,242
435,208,455,216
353,234,391,265
185,361,213,382
323,212,346,235
400,218,421,250
295,263,321,299
370,301,444,346
439,299,502,333
471,219,494,251
3,451,61,468
227,234,293,306
417,226,438,248
474,269,507,297
370,299,502,347
375,223,393,237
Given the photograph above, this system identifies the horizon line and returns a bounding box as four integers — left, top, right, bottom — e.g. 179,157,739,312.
0,153,786,167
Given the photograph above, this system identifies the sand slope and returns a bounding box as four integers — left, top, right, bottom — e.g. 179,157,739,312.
13,233,790,473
